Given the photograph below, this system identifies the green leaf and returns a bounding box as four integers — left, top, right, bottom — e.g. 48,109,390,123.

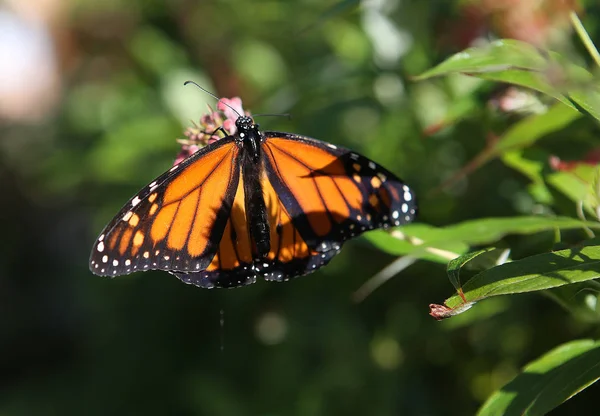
476,68,577,109
444,239,600,308
478,339,600,416
546,164,600,216
414,40,548,80
493,103,581,154
365,225,468,264
428,216,599,246
589,166,600,220
438,216,600,246
566,89,600,122
365,216,599,263
501,149,553,204
446,248,496,293
415,38,600,121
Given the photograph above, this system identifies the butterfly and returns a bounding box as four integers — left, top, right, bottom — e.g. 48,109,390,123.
89,100,417,289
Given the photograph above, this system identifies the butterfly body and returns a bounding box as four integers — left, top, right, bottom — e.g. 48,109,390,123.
90,114,417,289
237,117,271,257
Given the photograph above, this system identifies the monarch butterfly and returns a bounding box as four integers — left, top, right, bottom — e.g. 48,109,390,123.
89,93,417,289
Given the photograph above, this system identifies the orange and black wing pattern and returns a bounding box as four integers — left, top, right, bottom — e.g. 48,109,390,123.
173,164,263,288
89,137,244,288
233,131,416,282
90,124,416,288
257,132,417,280
170,132,416,287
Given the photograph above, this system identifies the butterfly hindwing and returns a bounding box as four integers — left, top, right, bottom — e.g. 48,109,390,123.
247,131,417,281
89,137,241,281
172,167,260,288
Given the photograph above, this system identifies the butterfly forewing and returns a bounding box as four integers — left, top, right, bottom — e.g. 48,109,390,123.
89,137,241,278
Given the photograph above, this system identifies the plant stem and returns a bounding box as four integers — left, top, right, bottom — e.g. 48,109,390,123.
570,11,600,69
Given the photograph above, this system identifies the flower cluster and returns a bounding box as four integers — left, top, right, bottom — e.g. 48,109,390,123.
173,97,247,166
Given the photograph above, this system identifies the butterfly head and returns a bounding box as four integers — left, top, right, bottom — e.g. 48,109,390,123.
235,115,262,161
235,115,259,136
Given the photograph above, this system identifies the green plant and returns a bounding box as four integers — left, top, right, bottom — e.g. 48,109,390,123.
363,13,600,414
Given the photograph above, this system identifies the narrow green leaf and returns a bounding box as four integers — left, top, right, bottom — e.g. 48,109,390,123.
493,103,581,154
415,38,600,122
365,225,468,264
546,165,599,216
589,166,600,218
501,149,554,204
365,217,599,263
478,339,600,416
447,248,496,292
414,40,548,80
476,70,577,110
430,216,599,246
567,89,600,122
444,239,600,308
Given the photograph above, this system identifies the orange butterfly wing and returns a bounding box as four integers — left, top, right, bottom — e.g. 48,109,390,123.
257,132,417,280
173,132,417,285
89,137,242,287
174,169,262,288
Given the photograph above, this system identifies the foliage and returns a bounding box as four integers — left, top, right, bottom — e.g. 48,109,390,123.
2,1,600,415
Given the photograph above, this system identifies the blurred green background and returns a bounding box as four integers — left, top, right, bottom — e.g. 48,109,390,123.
2,0,600,414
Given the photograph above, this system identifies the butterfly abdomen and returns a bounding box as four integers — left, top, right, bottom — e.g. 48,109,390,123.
242,142,271,258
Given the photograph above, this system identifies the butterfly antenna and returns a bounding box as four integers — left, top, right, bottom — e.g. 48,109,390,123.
183,80,243,118
253,113,292,120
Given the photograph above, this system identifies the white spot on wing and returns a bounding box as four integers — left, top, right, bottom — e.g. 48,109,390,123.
368,161,376,169
131,196,141,207
113,259,119,266
401,203,408,213
97,241,104,252
102,255,108,263
123,211,133,221
392,210,399,219
327,143,337,149
98,234,105,242
125,259,131,266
